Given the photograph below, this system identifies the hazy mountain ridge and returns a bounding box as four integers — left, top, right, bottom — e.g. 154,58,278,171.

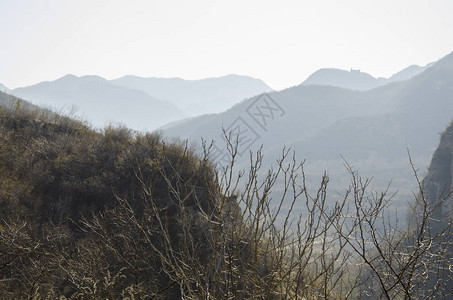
4,85,449,299
302,68,386,91
111,74,272,116
1,57,452,299
10,74,273,130
12,74,186,130
302,61,434,91
162,51,453,214
387,62,435,82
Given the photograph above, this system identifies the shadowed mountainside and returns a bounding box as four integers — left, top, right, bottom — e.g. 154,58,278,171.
422,121,453,225
162,52,453,215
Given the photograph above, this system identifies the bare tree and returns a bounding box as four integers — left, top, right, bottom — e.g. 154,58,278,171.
331,155,453,299
2,129,452,299
0,220,66,299
69,134,357,299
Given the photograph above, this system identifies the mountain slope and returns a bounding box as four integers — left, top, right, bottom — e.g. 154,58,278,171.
0,83,9,93
288,53,453,162
387,62,434,82
422,121,453,223
411,121,453,296
12,74,185,130
111,74,272,116
162,51,453,213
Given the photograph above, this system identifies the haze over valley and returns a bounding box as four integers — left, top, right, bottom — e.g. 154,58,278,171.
1,1,453,298
3,54,452,216
161,53,453,215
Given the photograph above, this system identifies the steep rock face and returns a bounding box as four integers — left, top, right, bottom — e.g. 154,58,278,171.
423,122,453,223
417,122,453,298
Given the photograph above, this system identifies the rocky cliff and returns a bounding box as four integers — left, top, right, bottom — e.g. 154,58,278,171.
423,121,453,224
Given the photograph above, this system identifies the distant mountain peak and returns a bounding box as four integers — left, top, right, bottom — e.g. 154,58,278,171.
302,68,382,91
116,73,268,84
11,75,185,131
56,74,107,84
79,75,108,82
302,58,438,91
111,74,272,116
58,74,78,81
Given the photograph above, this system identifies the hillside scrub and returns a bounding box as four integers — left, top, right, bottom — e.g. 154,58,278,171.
0,94,452,299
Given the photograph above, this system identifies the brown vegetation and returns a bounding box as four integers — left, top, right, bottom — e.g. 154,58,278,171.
0,94,452,299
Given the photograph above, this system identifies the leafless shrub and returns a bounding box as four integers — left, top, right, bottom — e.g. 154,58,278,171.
1,129,452,299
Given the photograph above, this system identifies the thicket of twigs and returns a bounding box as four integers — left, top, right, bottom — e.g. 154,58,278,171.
0,95,452,299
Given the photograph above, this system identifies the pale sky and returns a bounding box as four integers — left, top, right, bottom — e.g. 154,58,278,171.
1,0,453,90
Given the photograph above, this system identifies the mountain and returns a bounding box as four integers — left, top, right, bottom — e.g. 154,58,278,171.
12,74,185,130
110,74,272,116
0,90,14,107
162,51,453,215
0,83,9,93
302,68,386,91
387,62,435,82
302,62,434,91
2,87,451,298
422,121,453,225
410,121,453,296
0,90,43,117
